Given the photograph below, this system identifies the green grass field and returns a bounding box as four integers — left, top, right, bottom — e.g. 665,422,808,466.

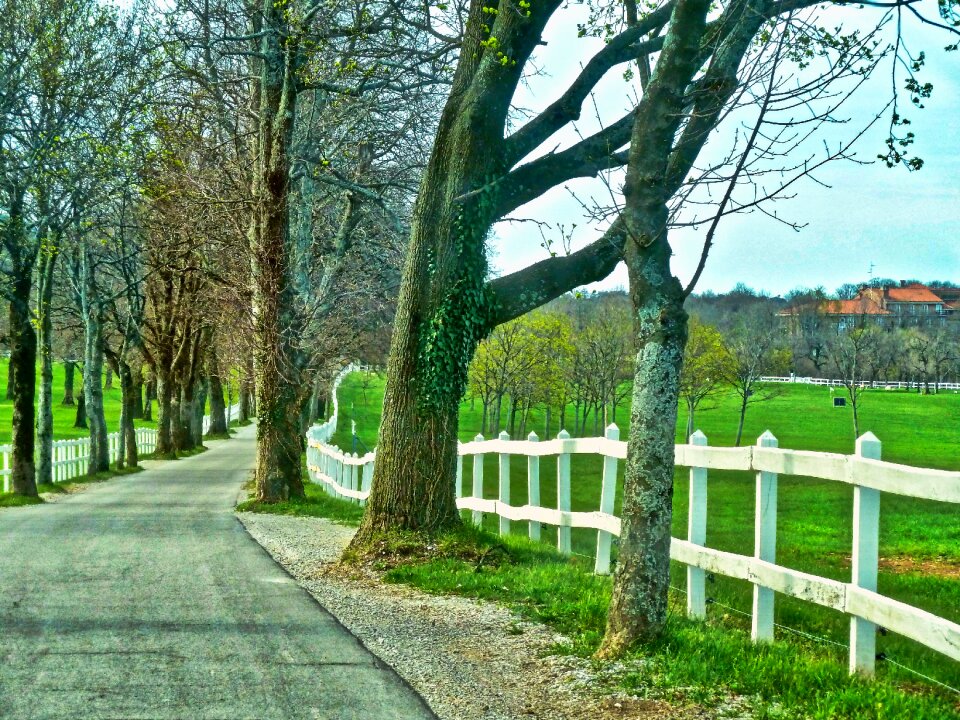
0,358,157,444
330,371,960,696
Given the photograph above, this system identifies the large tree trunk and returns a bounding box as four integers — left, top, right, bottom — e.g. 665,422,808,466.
250,3,308,502
36,244,60,487
348,84,504,546
74,393,87,428
174,381,196,451
117,359,138,468
599,0,710,656
191,379,207,446
8,282,38,496
207,349,228,435
143,379,154,422
155,375,174,455
83,311,110,475
132,368,144,419
80,246,110,475
600,258,687,655
62,360,77,405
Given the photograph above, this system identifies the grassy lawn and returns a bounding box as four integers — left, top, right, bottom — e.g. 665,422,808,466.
243,475,959,718
331,370,960,698
0,358,157,444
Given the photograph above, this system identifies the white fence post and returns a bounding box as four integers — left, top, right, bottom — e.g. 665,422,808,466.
2,447,8,493
595,423,620,575
526,432,540,541
752,430,779,643
350,454,359,504
557,429,571,556
498,431,511,536
687,430,709,619
850,432,882,676
471,434,484,527
361,459,374,504
455,447,463,500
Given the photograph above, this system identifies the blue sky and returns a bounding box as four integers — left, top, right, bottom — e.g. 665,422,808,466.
490,2,960,297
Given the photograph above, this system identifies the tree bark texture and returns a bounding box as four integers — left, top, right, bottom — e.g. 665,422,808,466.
133,370,144,419
36,243,60,487
116,359,138,468
74,393,87,429
8,283,38,496
207,345,228,435
249,4,309,501
599,0,712,655
62,360,76,405
156,376,174,454
81,248,110,475
143,379,154,422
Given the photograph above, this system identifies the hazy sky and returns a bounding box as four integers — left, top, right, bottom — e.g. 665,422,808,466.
489,3,960,298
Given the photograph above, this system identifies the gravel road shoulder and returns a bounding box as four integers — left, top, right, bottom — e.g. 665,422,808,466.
238,512,704,720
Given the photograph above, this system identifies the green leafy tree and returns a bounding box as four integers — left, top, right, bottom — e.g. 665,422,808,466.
679,317,729,440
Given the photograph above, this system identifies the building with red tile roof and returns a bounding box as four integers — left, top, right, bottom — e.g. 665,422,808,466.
779,281,953,332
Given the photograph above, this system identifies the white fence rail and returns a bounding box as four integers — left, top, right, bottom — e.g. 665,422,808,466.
1,428,158,493
1,401,243,493
761,375,960,391
304,367,960,676
307,363,368,444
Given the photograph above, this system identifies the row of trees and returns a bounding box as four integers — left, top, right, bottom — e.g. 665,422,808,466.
0,0,403,498
5,0,957,662
468,294,633,439
348,0,958,656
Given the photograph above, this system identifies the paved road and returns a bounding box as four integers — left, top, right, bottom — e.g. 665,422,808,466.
0,425,436,720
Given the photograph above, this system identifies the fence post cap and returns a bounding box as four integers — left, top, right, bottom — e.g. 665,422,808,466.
689,429,708,445
527,431,539,442
605,423,620,440
557,429,570,439
757,430,778,447
474,433,484,442
856,432,882,459
498,430,510,441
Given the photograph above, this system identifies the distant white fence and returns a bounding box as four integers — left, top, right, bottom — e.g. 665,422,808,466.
1,428,157,493
307,363,368,444
203,401,243,435
761,375,960,391
1,401,242,493
305,369,960,677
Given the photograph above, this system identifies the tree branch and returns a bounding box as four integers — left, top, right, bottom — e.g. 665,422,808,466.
485,217,626,327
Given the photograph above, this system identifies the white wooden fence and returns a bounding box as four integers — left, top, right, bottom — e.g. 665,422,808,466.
306,363,368,445
761,375,960,391
1,401,242,493
305,374,960,676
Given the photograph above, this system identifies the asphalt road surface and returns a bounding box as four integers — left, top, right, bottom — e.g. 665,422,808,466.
0,424,436,720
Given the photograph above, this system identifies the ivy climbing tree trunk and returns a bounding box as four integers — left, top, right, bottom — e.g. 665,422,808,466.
348,12,517,542
249,0,308,502
348,0,632,548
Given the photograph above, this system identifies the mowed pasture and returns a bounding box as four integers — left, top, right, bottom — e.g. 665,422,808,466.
0,359,156,444
331,371,960,690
